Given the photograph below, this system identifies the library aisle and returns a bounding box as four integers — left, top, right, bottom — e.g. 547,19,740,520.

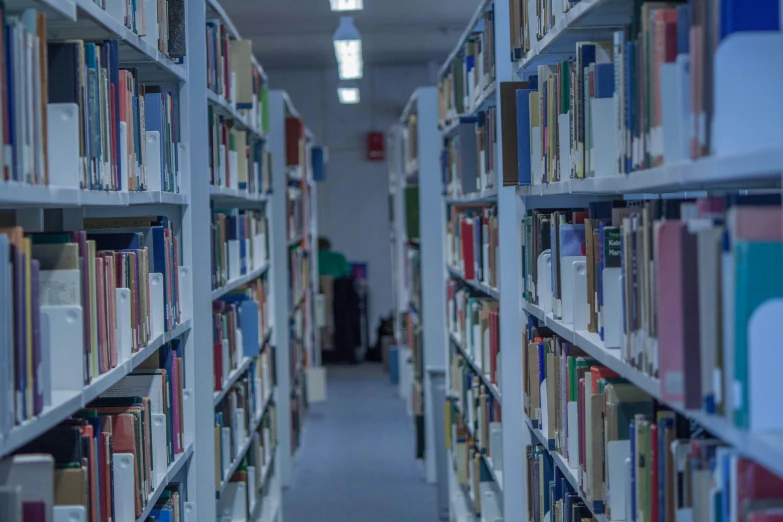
283,365,439,522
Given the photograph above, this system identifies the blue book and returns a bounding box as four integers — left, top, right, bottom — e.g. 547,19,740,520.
85,43,100,188
595,63,615,98
145,92,166,187
6,27,16,181
676,5,692,55
239,300,260,358
238,216,246,275
720,0,779,39
107,41,122,190
149,508,173,522
559,224,586,257
516,88,537,185
625,40,634,173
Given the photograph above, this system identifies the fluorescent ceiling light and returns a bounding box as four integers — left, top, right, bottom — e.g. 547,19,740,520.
333,16,363,80
330,0,363,11
337,87,360,104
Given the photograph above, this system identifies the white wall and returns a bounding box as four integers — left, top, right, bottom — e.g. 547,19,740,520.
269,64,433,345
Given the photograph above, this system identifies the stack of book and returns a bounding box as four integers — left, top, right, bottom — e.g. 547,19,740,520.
210,209,268,290
437,7,496,128
105,0,186,59
0,219,183,430
509,0,531,61
447,204,499,289
447,281,500,387
213,286,269,392
523,326,783,522
206,19,231,99
510,1,780,186
521,197,783,427
208,109,268,193
0,339,187,520
3,18,182,192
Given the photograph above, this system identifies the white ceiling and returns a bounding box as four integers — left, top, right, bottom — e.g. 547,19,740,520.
220,0,480,69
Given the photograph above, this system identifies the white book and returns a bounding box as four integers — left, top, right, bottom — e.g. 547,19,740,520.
0,454,54,522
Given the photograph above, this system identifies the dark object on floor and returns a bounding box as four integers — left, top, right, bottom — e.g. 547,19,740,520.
326,276,362,364
366,314,393,362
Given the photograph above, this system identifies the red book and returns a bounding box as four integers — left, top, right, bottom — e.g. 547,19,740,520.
110,413,141,516
100,431,113,522
286,117,304,166
736,459,783,522
213,342,223,391
461,219,475,280
750,515,783,522
171,355,181,454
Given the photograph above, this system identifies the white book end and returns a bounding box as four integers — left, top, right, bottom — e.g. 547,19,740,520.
489,422,502,471
571,260,588,331
537,251,553,315
113,453,135,522
233,409,246,451
41,306,83,392
222,339,230,386
749,298,783,432
713,33,783,157
47,104,80,189
567,402,579,469
119,122,129,193
183,388,194,446
219,145,227,187
176,143,187,193
229,151,238,190
221,427,232,476
602,267,623,349
145,131,162,192
560,256,585,324
306,367,327,403
115,288,132,362
184,501,196,522
558,113,572,177
104,0,124,24
53,506,86,522
142,0,159,49
149,273,164,339
227,240,241,280
151,413,168,484
590,98,619,177
531,126,542,184
178,266,192,321
605,440,631,521
661,59,690,165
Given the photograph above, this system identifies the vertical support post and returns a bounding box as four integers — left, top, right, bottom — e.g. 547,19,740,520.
417,86,446,485
183,0,215,517
493,0,529,520
269,91,293,488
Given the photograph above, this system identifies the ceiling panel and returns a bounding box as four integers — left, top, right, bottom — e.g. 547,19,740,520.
220,0,479,69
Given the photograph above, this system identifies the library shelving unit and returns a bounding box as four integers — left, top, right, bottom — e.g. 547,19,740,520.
0,1,286,522
206,2,282,522
267,90,319,489
421,1,783,522
392,88,444,487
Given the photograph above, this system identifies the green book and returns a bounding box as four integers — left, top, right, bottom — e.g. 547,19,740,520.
404,186,420,240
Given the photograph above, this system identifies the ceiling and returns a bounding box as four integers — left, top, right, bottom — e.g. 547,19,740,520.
220,0,480,69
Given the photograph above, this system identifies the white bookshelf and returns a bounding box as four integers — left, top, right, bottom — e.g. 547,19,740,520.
0,0,287,520
421,1,783,522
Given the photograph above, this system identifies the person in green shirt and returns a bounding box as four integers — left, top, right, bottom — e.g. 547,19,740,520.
318,237,351,279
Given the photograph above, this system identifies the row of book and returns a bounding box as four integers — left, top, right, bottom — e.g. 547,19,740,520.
100,0,186,60
447,280,500,388
521,197,783,430
287,186,305,243
214,373,274,492
437,7,496,128
210,209,268,290
446,353,502,515
2,10,182,192
0,340,186,521
206,22,268,134
509,0,531,61
288,246,309,310
208,107,271,194
523,328,783,522
447,204,499,288
213,280,271,392
217,422,277,520
0,218,183,433
507,0,780,185
442,110,497,197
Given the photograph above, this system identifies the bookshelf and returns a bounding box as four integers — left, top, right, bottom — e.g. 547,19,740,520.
412,1,783,522
393,88,444,487
267,90,319,489
0,1,294,521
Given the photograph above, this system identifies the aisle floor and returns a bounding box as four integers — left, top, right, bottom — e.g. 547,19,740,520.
282,363,439,522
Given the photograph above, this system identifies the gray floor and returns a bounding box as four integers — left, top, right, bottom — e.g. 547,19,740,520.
282,363,438,522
